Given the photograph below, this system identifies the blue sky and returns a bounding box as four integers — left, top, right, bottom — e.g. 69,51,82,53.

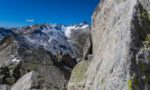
0,0,99,27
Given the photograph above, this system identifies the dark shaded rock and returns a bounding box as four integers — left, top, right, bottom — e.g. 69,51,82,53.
61,54,77,69
36,66,67,90
82,37,92,60
0,85,10,90
0,75,4,83
17,47,54,67
0,63,21,85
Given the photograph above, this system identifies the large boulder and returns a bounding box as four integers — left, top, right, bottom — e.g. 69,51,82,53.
11,70,67,90
11,71,41,90
68,0,150,90
67,60,89,90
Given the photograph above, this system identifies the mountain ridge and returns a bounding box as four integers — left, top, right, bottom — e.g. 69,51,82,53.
0,23,91,90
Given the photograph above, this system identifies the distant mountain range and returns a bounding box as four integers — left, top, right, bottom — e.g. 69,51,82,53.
0,23,90,60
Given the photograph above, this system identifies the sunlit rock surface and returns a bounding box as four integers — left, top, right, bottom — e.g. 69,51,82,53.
68,0,150,90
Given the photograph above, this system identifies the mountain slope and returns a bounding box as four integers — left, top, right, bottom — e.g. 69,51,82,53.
0,23,90,90
13,24,90,59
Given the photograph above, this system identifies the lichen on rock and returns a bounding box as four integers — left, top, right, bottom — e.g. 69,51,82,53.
67,60,89,89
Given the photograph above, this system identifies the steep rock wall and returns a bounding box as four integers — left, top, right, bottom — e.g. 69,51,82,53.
68,0,150,90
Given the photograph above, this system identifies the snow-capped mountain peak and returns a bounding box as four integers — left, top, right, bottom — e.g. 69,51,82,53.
4,23,90,59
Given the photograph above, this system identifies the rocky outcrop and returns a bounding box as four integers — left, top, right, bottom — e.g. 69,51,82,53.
11,71,41,90
68,0,150,90
82,37,92,60
67,60,89,90
18,47,69,89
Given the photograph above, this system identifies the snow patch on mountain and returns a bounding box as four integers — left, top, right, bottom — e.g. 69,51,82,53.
64,24,90,38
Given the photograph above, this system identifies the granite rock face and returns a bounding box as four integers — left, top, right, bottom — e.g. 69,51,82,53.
68,0,150,90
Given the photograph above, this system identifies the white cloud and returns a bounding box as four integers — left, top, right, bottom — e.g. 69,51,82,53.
64,26,74,38
26,19,34,23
